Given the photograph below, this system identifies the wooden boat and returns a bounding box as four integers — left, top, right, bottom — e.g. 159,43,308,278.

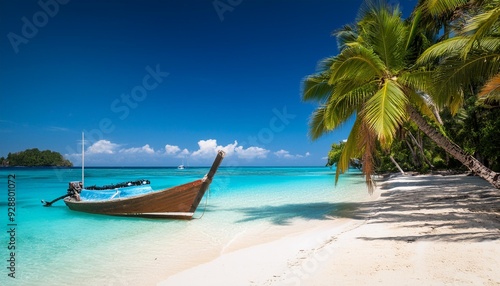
62,150,225,219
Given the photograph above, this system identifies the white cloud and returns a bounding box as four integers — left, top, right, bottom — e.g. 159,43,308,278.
275,149,292,158
191,139,238,158
235,146,269,159
274,149,310,159
120,144,155,154
46,126,69,132
67,138,307,166
191,139,270,160
164,145,190,158
86,140,119,154
164,144,181,155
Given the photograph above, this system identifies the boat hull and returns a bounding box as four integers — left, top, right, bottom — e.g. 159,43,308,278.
63,150,225,219
64,179,209,219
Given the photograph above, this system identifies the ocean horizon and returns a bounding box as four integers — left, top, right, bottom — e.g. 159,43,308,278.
1,166,373,285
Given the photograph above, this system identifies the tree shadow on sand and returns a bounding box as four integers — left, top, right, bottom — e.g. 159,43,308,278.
359,175,500,242
230,175,500,242
231,201,370,225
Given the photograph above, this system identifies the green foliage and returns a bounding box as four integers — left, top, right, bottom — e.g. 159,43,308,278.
303,2,437,191
326,142,344,167
326,141,362,170
416,1,500,113
325,120,470,174
431,154,447,169
443,94,500,171
306,0,500,188
6,148,73,167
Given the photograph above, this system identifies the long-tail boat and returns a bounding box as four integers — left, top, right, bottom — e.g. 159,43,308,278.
43,150,225,219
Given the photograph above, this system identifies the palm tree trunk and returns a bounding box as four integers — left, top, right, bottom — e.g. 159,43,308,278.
405,138,420,167
389,155,405,175
407,130,435,168
408,106,500,188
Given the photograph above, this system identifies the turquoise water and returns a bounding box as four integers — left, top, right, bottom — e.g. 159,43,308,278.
0,166,371,285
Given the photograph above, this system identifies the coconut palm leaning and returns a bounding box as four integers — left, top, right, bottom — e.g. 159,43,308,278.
302,1,500,190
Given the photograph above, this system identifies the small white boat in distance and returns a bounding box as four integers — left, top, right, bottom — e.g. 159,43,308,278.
177,164,185,170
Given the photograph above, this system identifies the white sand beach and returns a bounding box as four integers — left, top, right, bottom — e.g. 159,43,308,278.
159,174,500,286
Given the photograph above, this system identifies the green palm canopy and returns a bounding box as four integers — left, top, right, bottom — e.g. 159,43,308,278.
303,1,500,191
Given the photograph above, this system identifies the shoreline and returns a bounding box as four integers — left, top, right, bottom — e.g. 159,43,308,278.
158,174,500,285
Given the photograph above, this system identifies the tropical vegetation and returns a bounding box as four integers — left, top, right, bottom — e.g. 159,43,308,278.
303,0,499,190
2,148,73,167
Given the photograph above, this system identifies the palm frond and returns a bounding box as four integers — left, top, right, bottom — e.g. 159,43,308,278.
334,118,377,193
359,3,408,72
362,80,409,147
401,71,444,125
478,73,500,107
323,100,357,131
323,81,376,130
417,37,470,64
316,57,336,72
420,0,469,17
302,73,332,102
358,121,377,194
399,70,434,95
308,107,329,140
329,46,386,84
335,118,362,183
405,6,423,51
329,79,378,107
333,24,359,51
407,90,440,123
308,103,358,140
433,52,500,112
474,38,500,53
419,35,500,64
461,6,500,56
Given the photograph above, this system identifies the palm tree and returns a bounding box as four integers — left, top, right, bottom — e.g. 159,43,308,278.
302,1,500,190
417,1,500,108
416,0,500,169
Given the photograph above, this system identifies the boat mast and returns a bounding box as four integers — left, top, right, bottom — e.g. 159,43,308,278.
82,131,85,188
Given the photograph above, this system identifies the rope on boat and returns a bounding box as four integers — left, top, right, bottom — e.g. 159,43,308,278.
193,187,210,219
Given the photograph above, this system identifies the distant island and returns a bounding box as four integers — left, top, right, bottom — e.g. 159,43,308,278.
1,148,73,167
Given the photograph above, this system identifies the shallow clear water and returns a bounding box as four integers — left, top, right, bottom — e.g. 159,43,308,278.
0,166,371,285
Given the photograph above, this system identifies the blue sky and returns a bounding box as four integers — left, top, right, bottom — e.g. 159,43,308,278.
0,0,417,167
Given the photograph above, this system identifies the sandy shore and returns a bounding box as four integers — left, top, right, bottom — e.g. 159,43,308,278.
158,174,500,286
